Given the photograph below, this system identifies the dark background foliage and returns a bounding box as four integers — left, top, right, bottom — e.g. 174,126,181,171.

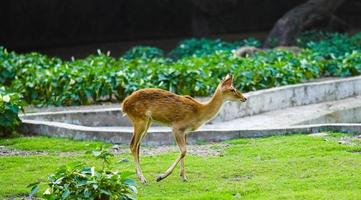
1,0,360,58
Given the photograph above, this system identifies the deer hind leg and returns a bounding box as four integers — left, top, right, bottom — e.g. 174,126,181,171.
137,119,152,156
180,135,188,181
129,118,150,183
156,128,187,182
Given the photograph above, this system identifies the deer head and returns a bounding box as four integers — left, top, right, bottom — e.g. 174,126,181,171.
220,74,247,102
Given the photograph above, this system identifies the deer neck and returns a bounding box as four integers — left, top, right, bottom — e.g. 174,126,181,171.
201,85,225,121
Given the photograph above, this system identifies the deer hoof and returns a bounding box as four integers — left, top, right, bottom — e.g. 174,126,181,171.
140,177,148,184
181,176,188,182
156,175,164,182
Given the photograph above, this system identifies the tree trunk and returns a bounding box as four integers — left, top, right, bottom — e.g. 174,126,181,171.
263,0,346,48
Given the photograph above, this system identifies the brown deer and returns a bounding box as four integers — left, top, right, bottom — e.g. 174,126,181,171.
121,74,247,183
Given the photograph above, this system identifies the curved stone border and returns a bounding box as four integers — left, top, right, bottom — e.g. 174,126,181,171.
20,120,361,145
20,76,361,126
21,108,130,126
19,76,361,145
213,76,361,122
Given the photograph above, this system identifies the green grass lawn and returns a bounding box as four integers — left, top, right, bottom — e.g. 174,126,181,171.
0,133,360,200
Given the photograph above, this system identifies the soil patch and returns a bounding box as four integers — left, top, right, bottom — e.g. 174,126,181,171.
5,195,39,200
0,146,47,157
0,143,229,157
111,143,230,157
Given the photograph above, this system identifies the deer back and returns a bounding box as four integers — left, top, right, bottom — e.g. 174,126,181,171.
122,89,201,124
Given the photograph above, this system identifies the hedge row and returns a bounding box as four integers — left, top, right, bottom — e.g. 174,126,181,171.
0,32,360,107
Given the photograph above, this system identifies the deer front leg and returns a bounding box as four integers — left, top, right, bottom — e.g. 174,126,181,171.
180,135,188,181
156,128,187,182
179,157,188,181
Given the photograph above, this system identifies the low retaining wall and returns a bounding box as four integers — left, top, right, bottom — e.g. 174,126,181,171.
20,76,361,144
21,76,361,126
213,76,361,122
21,108,130,126
21,121,361,145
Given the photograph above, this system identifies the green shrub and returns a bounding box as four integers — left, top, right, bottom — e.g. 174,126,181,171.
10,52,172,106
302,32,361,58
29,147,137,200
322,50,361,77
297,31,335,47
123,46,164,60
168,38,261,59
0,47,62,87
0,87,23,136
0,32,360,107
3,48,361,106
12,52,119,106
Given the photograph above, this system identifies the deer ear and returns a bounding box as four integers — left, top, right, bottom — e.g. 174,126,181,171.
222,74,233,86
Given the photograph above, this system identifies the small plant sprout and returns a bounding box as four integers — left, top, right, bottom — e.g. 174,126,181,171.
29,147,137,200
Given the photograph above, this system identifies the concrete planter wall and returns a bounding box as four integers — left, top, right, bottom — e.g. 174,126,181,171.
212,76,361,122
21,76,361,125
20,76,361,144
20,120,361,145
22,108,129,126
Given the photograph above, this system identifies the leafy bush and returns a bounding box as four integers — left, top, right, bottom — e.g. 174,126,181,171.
10,52,172,106
123,46,164,60
297,31,335,47
0,87,23,136
0,32,360,106
301,32,361,58
170,50,322,93
0,47,62,87
322,50,361,77
168,37,261,59
13,53,121,106
29,147,137,200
